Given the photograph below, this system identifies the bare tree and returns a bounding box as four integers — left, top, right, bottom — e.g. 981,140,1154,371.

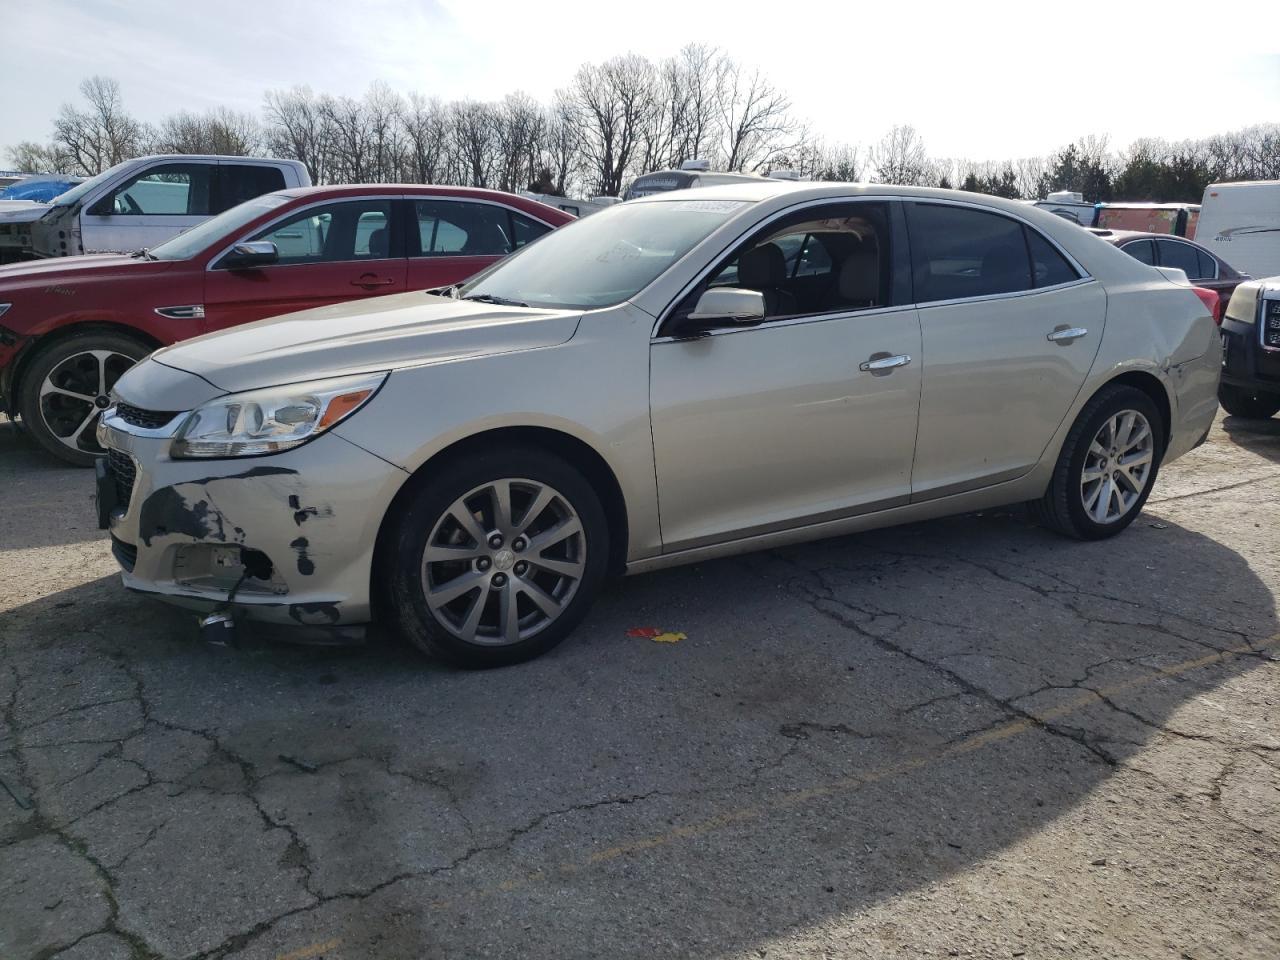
540,94,582,195
399,92,449,184
570,55,657,196
493,93,544,193
362,81,405,182
869,125,932,186
5,141,75,174
263,86,331,183
151,107,261,156
450,100,499,187
53,76,147,175
716,59,798,172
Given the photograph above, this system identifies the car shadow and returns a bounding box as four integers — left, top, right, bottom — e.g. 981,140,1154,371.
1221,412,1280,464
2,507,1275,958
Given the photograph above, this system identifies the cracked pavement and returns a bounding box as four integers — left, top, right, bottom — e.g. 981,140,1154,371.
2,411,1278,960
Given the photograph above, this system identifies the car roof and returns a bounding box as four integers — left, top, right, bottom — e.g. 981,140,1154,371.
272,184,576,222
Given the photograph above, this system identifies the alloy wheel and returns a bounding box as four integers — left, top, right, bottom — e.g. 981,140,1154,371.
1080,409,1154,524
421,478,587,646
37,349,136,454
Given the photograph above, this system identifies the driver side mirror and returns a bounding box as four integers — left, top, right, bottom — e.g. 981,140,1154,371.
87,197,114,216
223,240,279,269
677,287,766,337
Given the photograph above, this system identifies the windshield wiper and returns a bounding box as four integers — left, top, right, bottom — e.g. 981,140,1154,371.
462,293,528,307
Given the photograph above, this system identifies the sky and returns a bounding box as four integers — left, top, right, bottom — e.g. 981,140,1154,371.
3,0,1278,165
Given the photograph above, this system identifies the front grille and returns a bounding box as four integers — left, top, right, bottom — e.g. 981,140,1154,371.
111,535,137,572
107,447,137,510
1264,301,1280,350
116,401,180,430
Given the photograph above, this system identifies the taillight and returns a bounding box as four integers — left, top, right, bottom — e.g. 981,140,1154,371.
1191,286,1222,324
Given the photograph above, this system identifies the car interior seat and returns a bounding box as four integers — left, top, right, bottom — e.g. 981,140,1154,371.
737,242,798,316
366,227,389,259
836,244,880,309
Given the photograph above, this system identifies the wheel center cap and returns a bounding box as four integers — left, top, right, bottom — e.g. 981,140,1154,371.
94,395,109,409
492,548,516,572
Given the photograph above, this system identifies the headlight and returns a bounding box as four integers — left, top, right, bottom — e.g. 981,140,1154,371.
170,371,387,459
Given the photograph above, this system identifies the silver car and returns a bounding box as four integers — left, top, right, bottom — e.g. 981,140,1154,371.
96,182,1221,667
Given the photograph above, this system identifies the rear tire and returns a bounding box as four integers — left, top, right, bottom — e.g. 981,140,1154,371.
1030,384,1164,540
1218,383,1280,420
386,446,609,668
17,331,152,466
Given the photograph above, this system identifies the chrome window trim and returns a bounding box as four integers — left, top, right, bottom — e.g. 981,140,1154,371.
651,302,918,344
650,193,1094,340
1155,237,1219,281
205,194,402,271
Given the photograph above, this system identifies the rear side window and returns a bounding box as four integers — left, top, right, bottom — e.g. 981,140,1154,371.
1157,239,1205,280
1025,229,1080,287
511,212,551,249
1122,239,1155,265
102,164,213,216
907,204,1031,302
413,200,513,256
215,165,286,213
1196,249,1218,279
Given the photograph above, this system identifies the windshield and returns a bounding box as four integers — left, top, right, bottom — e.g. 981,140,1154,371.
45,159,135,208
147,194,291,261
458,199,748,310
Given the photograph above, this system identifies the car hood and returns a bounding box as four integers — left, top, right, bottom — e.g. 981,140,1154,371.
0,200,49,223
151,291,583,394
0,252,162,281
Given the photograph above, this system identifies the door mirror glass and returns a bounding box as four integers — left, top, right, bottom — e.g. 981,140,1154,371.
224,240,279,269
88,197,113,216
687,287,766,326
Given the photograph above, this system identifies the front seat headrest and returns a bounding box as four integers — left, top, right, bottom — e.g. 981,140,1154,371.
738,242,787,289
366,227,388,258
838,248,880,302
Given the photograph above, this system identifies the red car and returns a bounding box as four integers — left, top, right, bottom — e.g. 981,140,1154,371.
1091,228,1249,321
0,185,574,464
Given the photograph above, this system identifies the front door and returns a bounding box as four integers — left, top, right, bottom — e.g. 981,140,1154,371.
650,200,922,552
202,197,407,333
79,161,215,254
905,201,1105,499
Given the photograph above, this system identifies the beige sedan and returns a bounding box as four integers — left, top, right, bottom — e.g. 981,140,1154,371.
97,182,1221,667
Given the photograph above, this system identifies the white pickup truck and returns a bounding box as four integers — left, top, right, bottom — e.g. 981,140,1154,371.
0,154,310,261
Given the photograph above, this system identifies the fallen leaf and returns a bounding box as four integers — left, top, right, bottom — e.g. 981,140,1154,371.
652,632,686,643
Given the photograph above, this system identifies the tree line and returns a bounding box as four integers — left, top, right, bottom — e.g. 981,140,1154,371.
7,51,1279,204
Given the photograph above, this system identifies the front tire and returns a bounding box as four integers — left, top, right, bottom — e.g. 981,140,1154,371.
17,331,152,466
1218,383,1280,420
1031,384,1164,540
386,447,609,668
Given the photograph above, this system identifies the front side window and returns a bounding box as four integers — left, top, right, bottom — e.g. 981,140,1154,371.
239,199,393,265
215,165,286,213
1157,239,1207,280
682,202,892,321
414,200,513,257
102,164,213,216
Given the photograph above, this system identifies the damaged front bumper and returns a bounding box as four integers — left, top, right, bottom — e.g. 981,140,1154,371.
96,407,408,630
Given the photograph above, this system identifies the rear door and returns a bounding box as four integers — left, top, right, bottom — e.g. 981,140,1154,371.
906,201,1105,499
405,198,552,290
202,196,407,333
79,161,214,253
213,162,287,213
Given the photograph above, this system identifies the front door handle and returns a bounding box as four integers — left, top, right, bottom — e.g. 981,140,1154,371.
1047,326,1088,343
352,274,395,288
859,353,912,374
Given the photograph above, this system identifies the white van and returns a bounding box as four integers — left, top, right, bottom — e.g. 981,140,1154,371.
1032,191,1098,227
623,159,770,201
1195,181,1280,279
22,155,310,259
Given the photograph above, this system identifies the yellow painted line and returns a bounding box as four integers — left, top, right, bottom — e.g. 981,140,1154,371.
274,634,1277,955
275,937,341,960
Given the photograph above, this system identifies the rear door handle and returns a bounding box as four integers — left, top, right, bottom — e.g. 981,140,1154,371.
352,274,395,288
1047,326,1088,343
859,353,912,373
